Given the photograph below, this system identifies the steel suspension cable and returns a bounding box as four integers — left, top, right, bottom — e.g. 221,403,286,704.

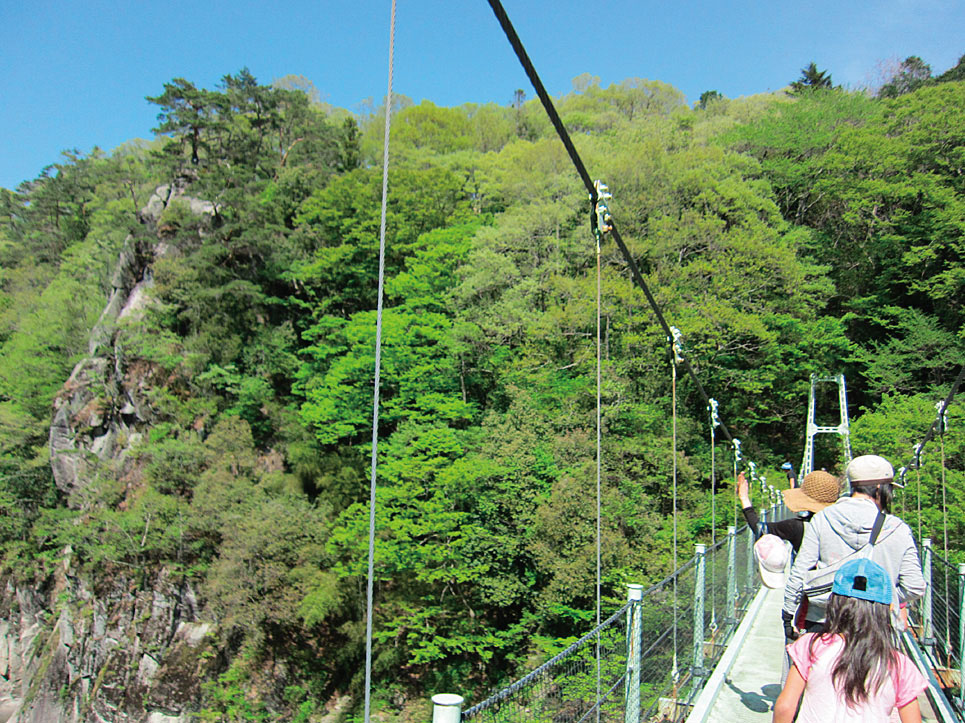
733,457,739,529
940,412,949,561
708,400,720,630
671,345,681,695
910,365,965,463
731,441,741,530
595,220,603,723
916,466,923,545
938,405,951,655
899,364,965,544
364,2,396,721
485,0,736,444
710,425,717,629
901,364,965,484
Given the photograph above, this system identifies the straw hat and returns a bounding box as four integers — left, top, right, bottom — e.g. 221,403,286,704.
782,470,839,513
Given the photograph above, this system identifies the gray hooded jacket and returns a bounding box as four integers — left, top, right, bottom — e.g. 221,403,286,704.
783,496,925,622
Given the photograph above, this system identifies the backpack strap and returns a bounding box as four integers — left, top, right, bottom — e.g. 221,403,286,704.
868,510,886,546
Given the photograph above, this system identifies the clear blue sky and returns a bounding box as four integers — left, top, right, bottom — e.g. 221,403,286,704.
2,0,962,190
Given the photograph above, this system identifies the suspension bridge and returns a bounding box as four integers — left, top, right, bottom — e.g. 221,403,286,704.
428,499,964,723
421,363,964,722
360,3,965,722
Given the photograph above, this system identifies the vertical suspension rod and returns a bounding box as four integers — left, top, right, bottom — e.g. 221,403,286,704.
364,2,397,721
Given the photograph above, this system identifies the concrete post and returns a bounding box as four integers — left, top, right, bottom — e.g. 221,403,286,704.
923,538,934,655
726,526,737,628
693,543,707,688
432,694,464,723
625,583,643,723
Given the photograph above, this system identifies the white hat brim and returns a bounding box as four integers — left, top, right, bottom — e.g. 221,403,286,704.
758,563,787,589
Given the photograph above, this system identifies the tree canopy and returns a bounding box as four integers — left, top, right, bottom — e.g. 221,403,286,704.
789,62,833,93
1,64,963,721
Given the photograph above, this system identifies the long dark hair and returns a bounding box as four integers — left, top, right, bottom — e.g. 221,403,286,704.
810,593,899,706
852,482,893,514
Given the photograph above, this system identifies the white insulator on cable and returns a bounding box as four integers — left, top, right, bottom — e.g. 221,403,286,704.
670,326,685,363
708,398,720,428
935,400,948,432
913,442,924,467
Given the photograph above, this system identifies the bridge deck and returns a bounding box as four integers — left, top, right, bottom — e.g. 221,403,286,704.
696,585,938,723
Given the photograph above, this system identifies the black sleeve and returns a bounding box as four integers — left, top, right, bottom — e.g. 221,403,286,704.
742,506,806,550
742,505,763,539
761,517,805,551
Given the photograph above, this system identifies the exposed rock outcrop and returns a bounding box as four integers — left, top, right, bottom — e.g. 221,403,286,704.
49,182,213,502
0,183,218,722
0,561,210,723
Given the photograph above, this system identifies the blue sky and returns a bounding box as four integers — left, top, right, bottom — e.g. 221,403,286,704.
1,0,962,190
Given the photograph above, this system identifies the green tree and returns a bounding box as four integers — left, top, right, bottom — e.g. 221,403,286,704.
936,53,965,83
146,77,215,170
789,62,833,93
698,90,723,109
878,56,932,98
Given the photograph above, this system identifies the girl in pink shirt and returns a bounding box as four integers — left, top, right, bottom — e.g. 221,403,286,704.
773,558,926,723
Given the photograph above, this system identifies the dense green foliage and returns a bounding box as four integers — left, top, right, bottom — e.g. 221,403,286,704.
0,63,962,720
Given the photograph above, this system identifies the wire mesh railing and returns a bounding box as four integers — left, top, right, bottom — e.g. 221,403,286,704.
461,602,631,723
459,507,778,723
908,540,965,718
440,508,965,723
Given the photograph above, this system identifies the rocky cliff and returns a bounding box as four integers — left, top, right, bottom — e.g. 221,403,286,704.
0,183,216,723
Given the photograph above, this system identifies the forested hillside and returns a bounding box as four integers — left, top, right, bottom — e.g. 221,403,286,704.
0,61,962,721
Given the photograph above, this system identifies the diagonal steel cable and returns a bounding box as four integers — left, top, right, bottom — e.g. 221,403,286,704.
486,0,735,444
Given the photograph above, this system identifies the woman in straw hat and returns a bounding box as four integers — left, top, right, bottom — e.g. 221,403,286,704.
738,469,840,551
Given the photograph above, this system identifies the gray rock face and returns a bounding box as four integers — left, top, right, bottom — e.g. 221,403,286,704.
48,183,213,501
3,183,220,722
0,563,208,723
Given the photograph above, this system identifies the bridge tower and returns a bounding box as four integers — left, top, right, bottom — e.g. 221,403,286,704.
800,373,853,476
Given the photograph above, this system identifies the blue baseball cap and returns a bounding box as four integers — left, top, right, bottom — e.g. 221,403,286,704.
832,558,892,605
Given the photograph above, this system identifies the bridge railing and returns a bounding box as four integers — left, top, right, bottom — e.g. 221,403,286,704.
448,504,783,723
908,539,965,719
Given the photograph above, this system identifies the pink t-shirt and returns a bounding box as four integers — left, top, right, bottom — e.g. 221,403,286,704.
788,633,927,723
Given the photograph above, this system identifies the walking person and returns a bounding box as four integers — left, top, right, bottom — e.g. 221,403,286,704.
783,455,926,635
773,557,927,723
738,468,839,550
739,465,842,683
